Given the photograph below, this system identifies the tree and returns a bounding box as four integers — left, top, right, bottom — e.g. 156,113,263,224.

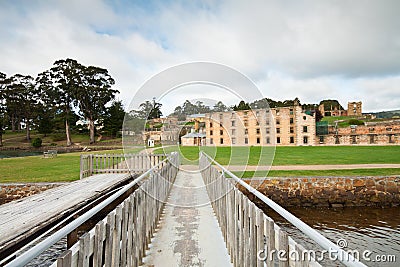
103,100,125,138
233,100,251,111
213,101,228,112
182,100,197,115
138,100,162,119
76,66,117,144
5,74,38,141
37,58,85,146
124,110,145,134
315,109,323,122
37,105,55,136
0,72,7,146
195,101,210,113
172,105,186,121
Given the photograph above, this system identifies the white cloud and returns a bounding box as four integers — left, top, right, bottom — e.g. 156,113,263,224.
0,0,399,113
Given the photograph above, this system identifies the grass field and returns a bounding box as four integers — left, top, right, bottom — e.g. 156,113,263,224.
0,148,143,183
235,168,400,178
1,145,399,183
154,145,400,166
1,131,122,148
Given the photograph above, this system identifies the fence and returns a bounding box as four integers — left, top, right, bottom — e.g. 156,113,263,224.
6,152,179,267
80,153,167,179
199,152,366,267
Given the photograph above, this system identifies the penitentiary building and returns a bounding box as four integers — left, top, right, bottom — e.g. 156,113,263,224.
203,103,316,146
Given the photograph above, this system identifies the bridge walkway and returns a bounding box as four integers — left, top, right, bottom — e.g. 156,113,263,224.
143,166,232,267
0,172,132,257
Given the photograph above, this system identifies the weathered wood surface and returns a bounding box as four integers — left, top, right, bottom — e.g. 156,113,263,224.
0,172,131,253
80,153,167,178
49,155,179,267
199,154,322,267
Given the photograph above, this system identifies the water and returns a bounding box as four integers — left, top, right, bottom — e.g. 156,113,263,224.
263,206,400,266
9,207,400,266
0,150,43,158
25,238,67,267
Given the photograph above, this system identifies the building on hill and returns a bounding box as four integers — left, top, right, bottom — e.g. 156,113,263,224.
199,102,316,146
142,116,180,145
318,103,347,117
318,100,363,117
347,101,362,116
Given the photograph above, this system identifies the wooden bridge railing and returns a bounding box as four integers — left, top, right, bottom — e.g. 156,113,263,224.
5,153,179,267
51,153,179,267
80,153,167,179
200,152,366,267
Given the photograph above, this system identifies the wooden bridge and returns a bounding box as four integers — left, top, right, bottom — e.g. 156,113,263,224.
0,152,366,267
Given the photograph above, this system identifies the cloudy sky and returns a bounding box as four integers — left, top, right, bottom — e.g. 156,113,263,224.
1,0,399,114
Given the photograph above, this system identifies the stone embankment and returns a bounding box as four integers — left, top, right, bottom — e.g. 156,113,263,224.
243,176,400,207
0,183,65,205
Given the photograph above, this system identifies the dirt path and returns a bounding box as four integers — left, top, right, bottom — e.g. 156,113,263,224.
225,164,400,171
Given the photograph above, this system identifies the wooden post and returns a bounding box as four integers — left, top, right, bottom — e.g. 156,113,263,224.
256,208,265,267
278,229,289,267
104,212,115,267
89,154,93,176
78,233,90,267
266,217,275,267
67,227,78,249
93,221,105,267
80,155,84,179
57,250,72,267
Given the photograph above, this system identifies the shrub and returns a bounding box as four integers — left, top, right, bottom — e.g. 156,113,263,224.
348,119,364,126
32,137,43,147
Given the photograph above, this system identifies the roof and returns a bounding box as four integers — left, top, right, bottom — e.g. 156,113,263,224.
181,132,206,138
187,114,206,118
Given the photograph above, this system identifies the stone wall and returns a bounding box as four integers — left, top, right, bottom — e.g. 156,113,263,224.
0,183,65,205
242,176,400,207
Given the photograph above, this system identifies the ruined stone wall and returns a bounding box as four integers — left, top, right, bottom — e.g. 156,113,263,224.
321,133,399,145
0,183,65,205
242,176,400,207
347,101,362,116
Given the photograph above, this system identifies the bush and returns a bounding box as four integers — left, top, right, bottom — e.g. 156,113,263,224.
348,119,364,126
32,137,43,147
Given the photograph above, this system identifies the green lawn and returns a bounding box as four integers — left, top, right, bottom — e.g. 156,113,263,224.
235,168,400,178
154,145,400,166
2,145,400,183
154,145,275,165
1,131,122,148
0,148,143,183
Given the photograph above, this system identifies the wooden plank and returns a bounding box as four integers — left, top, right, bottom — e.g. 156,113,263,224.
132,193,139,267
126,195,134,267
120,201,129,267
256,208,264,267
112,206,122,266
57,250,72,267
234,189,240,267
0,173,131,252
78,233,90,267
266,217,275,267
93,221,105,267
295,242,310,267
278,229,289,267
104,212,115,267
248,203,255,267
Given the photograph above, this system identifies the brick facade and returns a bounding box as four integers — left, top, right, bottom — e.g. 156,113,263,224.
204,104,316,146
